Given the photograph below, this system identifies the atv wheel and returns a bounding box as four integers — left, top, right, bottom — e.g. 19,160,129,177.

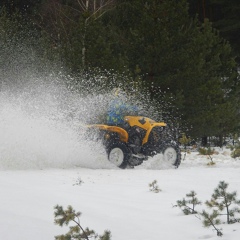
107,142,131,169
161,142,181,168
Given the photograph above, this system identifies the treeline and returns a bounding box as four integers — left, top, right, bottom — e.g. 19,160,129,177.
1,0,240,145
188,0,240,64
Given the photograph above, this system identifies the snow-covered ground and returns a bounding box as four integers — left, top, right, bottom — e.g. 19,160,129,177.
1,75,239,239
1,148,240,240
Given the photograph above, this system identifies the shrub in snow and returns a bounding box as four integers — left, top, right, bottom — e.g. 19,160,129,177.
205,181,240,224
54,205,111,240
149,180,161,193
225,135,240,158
198,147,215,165
179,133,191,161
198,147,215,155
230,139,240,158
231,148,240,158
176,191,201,215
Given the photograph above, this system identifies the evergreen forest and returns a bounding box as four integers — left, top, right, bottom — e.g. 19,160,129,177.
1,0,240,146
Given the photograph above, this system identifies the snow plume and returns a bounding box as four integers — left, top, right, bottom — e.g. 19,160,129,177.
0,72,119,170
0,69,171,170
0,65,180,170
0,60,167,169
0,40,176,170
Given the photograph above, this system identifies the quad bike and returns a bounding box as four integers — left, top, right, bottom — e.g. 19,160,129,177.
87,116,181,169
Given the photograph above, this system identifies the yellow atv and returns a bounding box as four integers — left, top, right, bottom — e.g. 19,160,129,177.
87,116,181,169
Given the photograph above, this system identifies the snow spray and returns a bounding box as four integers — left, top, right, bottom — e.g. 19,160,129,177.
0,43,176,170
0,68,124,170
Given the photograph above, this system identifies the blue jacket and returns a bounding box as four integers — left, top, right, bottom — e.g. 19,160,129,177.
107,99,138,125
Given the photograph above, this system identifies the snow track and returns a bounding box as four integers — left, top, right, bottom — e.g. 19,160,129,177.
0,155,240,240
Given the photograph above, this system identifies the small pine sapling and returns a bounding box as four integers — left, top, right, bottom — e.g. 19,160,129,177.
73,177,84,186
231,135,240,158
205,181,240,224
176,191,202,215
149,180,161,193
231,147,240,158
201,210,223,237
98,231,112,240
198,147,215,165
179,133,191,161
206,153,215,166
54,205,111,240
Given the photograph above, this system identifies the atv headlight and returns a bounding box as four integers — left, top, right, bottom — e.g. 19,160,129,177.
104,133,111,140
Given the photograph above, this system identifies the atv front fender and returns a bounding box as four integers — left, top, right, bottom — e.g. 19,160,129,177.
87,124,128,142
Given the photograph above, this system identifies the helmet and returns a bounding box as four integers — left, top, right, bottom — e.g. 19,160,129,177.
112,87,121,97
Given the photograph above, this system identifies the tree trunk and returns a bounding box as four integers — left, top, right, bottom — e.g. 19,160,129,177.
201,136,208,146
82,19,87,69
218,135,223,147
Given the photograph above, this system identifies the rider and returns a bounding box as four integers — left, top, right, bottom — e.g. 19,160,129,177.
106,88,138,126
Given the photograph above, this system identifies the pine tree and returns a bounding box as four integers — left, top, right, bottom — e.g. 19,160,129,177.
188,0,240,64
37,0,124,72
54,205,111,240
107,0,240,140
201,210,223,237
149,180,161,193
179,133,191,160
176,191,202,215
205,181,240,224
